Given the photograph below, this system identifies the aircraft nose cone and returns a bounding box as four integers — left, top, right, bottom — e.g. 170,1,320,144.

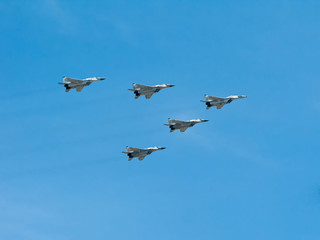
167,84,175,87
159,147,166,150
202,119,209,122
100,78,106,80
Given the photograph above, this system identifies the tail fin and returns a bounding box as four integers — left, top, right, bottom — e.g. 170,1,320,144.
164,119,173,126
200,94,210,102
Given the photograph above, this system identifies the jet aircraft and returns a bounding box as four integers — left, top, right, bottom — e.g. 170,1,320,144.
129,83,174,99
58,76,105,92
164,118,209,132
122,146,166,161
201,94,247,109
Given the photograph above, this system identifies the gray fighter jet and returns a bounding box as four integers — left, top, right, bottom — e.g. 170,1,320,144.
58,76,105,92
201,94,247,110
129,83,174,99
164,118,209,132
122,146,166,161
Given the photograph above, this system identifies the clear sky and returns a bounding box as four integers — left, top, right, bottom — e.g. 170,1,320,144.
0,0,319,239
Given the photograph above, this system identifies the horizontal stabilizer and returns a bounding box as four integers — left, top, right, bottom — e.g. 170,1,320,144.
122,151,133,154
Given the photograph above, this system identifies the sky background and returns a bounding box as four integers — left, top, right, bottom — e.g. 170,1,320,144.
0,0,320,239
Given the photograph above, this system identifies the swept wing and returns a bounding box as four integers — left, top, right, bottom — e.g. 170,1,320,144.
76,86,85,92
180,127,188,132
216,103,225,109
126,147,142,152
64,77,83,83
207,96,225,101
134,84,153,90
145,92,154,99
169,119,185,124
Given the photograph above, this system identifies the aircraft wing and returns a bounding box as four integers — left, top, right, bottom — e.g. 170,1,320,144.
216,103,225,109
64,77,83,83
180,127,188,132
76,86,85,92
138,156,146,161
127,147,141,152
145,92,154,99
135,84,153,90
208,96,224,101
170,119,185,124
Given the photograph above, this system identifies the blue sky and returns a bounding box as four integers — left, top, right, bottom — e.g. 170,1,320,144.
0,0,320,239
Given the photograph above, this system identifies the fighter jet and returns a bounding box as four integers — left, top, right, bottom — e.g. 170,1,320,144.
164,118,209,132
129,83,174,99
122,146,166,161
201,94,247,110
58,76,105,92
